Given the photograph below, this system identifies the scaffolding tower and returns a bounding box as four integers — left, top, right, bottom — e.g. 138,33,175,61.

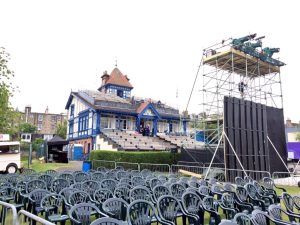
200,34,285,147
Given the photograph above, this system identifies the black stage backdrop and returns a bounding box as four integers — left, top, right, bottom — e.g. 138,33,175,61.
224,96,287,181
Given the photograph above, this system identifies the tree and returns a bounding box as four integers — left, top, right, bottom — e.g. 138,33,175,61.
0,47,18,135
19,123,37,133
56,120,67,139
296,132,300,142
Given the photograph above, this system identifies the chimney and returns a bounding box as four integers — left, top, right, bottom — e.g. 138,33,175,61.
286,119,292,128
101,70,109,86
25,105,31,123
45,106,49,114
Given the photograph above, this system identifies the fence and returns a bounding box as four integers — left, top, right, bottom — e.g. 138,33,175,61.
0,201,18,225
18,210,55,225
92,160,116,170
91,159,285,183
224,168,271,182
140,163,170,173
116,162,140,171
272,172,300,186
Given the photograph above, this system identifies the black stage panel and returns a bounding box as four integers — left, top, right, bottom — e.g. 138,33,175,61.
224,96,287,181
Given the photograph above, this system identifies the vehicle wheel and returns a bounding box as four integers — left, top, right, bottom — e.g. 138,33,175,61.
6,164,18,174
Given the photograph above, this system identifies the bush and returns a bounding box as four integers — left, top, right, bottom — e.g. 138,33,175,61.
89,150,180,165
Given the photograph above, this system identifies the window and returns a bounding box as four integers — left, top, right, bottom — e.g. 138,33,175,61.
78,114,89,132
38,123,43,130
69,121,74,134
38,114,43,121
70,105,75,118
51,116,56,122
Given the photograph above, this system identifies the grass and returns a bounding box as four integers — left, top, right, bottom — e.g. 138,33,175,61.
21,157,72,172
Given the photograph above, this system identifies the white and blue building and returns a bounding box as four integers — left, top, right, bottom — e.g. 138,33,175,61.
65,67,188,153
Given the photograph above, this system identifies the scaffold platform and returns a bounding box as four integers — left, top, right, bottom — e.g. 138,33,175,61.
203,48,280,76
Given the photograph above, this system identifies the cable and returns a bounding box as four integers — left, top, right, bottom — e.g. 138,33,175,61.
185,55,204,113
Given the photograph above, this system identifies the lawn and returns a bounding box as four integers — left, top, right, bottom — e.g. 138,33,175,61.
21,157,73,172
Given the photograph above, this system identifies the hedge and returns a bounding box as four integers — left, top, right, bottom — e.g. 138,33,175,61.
89,150,180,165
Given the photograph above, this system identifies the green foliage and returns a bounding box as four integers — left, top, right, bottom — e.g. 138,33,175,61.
32,138,44,151
90,150,180,165
56,120,67,139
295,132,300,142
0,47,18,136
21,138,44,152
19,122,37,133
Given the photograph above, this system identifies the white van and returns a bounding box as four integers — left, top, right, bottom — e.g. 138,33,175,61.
0,135,21,173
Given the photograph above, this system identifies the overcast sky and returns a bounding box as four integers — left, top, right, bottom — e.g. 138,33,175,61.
1,0,299,121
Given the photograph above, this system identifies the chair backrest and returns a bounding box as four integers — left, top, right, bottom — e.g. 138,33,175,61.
74,172,90,183
129,186,152,202
114,186,131,203
69,190,93,206
69,202,102,225
293,196,300,210
209,178,218,185
223,183,235,192
28,189,51,207
198,179,208,187
262,177,274,190
91,217,126,225
105,171,117,180
268,204,282,221
235,177,246,186
41,193,67,213
170,183,186,200
221,193,235,208
202,196,218,212
22,168,36,175
198,186,211,198
51,178,70,193
211,184,224,195
157,195,182,225
251,209,268,225
82,180,100,196
91,172,106,181
45,169,58,177
282,192,295,212
252,181,264,195
101,179,117,191
233,213,254,225
102,197,129,221
97,166,108,172
148,178,162,190
59,173,75,185
59,187,79,202
235,186,248,202
188,180,200,188
245,183,258,199
38,174,53,189
0,187,18,201
71,182,82,190
94,188,114,204
116,171,130,181
140,169,151,178
26,179,47,193
119,177,131,184
127,200,158,225
182,191,202,215
131,176,145,187
153,185,171,202
244,176,253,184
